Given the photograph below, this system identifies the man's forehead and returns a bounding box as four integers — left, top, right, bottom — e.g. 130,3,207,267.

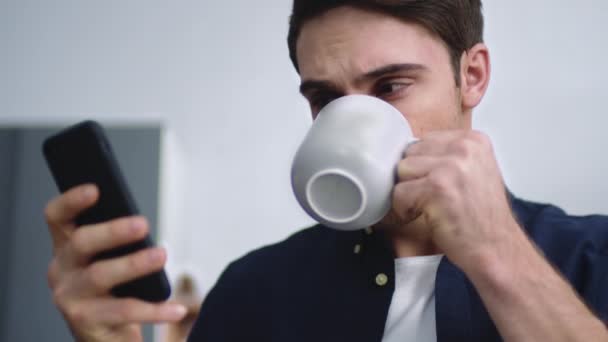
295,6,449,82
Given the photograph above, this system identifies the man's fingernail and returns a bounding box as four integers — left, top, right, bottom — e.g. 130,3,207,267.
149,248,165,263
82,185,96,200
169,304,187,318
130,217,146,232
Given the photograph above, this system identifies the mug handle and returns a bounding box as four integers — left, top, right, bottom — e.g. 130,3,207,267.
403,138,419,157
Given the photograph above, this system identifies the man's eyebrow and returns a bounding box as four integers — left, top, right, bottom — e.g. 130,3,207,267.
299,80,342,97
299,63,427,96
355,63,427,83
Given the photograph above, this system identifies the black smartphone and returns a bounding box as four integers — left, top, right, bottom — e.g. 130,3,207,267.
43,120,171,302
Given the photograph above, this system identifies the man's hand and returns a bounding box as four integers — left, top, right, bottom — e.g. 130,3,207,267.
393,130,608,341
394,130,517,271
44,184,187,342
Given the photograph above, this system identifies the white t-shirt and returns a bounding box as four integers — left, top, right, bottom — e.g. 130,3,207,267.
381,255,443,342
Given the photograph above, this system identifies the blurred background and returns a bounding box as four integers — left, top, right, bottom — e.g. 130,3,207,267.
1,0,607,341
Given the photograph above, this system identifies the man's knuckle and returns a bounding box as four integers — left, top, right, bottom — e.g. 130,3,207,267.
51,286,66,307
470,130,486,140
428,171,449,192
64,302,87,324
43,203,57,225
85,265,107,291
52,282,78,314
445,157,467,176
454,138,475,157
469,130,491,146
71,232,90,257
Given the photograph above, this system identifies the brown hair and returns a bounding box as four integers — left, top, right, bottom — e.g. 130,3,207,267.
287,0,484,85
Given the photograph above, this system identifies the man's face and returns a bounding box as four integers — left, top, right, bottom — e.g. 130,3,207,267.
296,6,478,229
296,6,472,136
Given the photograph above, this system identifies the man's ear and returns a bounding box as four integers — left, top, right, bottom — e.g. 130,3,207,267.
459,43,491,110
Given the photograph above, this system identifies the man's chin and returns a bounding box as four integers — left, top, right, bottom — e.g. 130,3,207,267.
372,209,438,254
373,208,419,232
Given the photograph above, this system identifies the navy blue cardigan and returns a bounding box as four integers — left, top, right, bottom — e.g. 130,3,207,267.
189,196,608,341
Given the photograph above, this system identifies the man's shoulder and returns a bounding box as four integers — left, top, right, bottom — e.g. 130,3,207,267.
511,195,608,320
191,225,353,340
235,223,338,260
219,224,355,282
511,195,608,253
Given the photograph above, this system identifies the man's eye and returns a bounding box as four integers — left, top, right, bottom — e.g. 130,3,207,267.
375,82,410,97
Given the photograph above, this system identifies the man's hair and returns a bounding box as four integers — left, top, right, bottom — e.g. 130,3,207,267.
287,0,484,85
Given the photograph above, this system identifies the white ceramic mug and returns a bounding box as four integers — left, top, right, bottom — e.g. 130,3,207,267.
291,95,417,231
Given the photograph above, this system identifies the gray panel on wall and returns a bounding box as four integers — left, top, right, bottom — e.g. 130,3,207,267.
0,130,18,341
1,126,161,342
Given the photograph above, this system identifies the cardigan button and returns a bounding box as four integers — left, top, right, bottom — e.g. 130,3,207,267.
353,244,362,254
375,273,388,286
364,227,373,235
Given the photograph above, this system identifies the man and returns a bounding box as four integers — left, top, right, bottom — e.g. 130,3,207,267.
44,1,608,341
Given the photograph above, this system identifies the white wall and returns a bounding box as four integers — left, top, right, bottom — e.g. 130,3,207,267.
2,1,607,293
479,1,608,215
